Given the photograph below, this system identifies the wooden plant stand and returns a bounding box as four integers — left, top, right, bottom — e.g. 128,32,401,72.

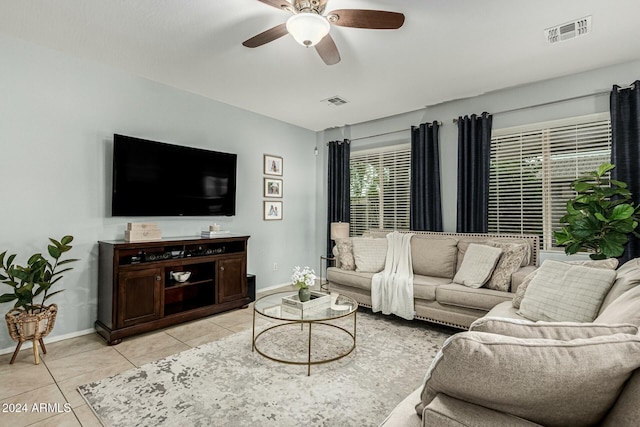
5,304,57,365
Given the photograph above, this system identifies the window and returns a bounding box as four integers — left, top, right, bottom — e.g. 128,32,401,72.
489,113,611,250
350,144,411,236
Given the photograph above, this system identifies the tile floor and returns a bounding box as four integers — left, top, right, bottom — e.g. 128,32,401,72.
0,286,292,426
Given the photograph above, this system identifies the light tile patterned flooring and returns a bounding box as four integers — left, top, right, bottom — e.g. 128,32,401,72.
0,286,293,426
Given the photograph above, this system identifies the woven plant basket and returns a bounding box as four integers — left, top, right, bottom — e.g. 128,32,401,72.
5,304,57,364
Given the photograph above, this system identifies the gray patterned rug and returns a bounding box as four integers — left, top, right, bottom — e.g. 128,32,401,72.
78,310,452,427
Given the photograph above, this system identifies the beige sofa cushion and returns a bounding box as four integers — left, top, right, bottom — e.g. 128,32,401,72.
411,236,458,279
452,244,502,288
417,331,640,426
413,275,450,301
436,284,514,311
469,317,638,338
326,267,374,291
601,370,640,427
600,257,640,313
422,394,542,427
518,260,617,322
512,258,618,309
352,237,387,273
595,284,640,327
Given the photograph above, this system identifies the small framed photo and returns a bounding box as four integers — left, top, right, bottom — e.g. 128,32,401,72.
264,154,283,176
264,178,283,198
264,201,283,221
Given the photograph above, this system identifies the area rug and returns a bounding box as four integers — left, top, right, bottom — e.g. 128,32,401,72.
78,311,452,426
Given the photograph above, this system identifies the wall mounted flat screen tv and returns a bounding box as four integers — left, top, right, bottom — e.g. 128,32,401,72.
111,134,237,216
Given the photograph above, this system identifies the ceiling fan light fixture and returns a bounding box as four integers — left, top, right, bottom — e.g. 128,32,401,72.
286,13,330,47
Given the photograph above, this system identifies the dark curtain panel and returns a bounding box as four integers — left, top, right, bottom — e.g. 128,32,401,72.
327,139,350,256
611,81,640,263
456,112,493,233
410,121,442,231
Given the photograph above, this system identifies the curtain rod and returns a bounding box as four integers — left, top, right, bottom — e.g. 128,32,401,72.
450,84,636,124
345,121,443,143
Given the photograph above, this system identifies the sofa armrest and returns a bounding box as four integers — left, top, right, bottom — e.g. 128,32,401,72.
379,387,423,427
510,265,537,292
422,394,542,427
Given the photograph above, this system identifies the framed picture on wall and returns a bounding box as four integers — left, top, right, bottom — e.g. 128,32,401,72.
264,154,283,176
264,201,283,221
264,178,283,198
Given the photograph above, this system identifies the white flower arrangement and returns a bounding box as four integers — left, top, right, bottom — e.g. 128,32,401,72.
291,265,316,289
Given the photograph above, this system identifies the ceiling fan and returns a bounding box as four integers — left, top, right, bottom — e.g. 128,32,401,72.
242,0,405,65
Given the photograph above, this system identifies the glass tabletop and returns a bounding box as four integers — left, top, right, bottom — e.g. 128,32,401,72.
254,291,358,321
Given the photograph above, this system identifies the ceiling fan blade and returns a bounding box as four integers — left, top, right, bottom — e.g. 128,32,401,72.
315,34,341,66
242,23,289,48
257,0,293,12
327,9,405,29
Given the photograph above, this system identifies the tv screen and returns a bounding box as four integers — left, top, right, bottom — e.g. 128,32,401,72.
111,134,237,216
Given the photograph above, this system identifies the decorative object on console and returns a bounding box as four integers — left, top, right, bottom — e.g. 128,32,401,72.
170,271,191,283
291,265,316,302
0,235,78,364
554,163,640,260
125,222,162,242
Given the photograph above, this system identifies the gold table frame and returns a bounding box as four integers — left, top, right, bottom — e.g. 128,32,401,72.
252,292,358,376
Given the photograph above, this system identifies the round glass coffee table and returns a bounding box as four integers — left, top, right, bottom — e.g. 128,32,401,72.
252,291,358,375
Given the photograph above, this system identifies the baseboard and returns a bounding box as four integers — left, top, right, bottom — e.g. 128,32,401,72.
256,282,291,294
0,327,96,356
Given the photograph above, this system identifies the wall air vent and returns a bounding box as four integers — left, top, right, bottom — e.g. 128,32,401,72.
322,96,349,107
545,16,591,44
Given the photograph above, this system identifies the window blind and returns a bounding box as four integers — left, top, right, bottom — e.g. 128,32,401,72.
489,113,611,250
350,144,411,236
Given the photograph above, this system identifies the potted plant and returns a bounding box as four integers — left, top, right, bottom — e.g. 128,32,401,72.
0,235,78,364
291,266,316,302
554,163,640,260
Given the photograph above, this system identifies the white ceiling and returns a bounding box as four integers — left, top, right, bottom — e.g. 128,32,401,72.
1,0,640,131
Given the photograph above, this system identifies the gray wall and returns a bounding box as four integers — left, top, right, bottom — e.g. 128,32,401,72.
0,34,317,352
316,58,640,255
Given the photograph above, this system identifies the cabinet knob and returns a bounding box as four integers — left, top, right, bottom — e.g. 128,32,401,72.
220,266,225,271
156,275,161,281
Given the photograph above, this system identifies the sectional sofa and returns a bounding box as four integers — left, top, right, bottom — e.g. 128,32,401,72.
382,256,640,426
327,230,539,329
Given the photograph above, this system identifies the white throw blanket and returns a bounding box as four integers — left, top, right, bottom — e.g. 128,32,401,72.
371,231,416,320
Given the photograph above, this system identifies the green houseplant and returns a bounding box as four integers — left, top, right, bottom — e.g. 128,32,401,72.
554,163,640,259
0,235,78,364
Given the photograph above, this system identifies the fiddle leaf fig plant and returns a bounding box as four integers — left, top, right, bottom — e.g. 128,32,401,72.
554,163,640,260
0,235,78,313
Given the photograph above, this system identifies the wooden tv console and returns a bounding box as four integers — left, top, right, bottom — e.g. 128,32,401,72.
95,235,250,345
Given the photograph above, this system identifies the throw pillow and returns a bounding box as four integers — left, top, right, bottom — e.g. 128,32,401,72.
518,260,617,322
452,244,502,289
469,316,638,339
411,237,458,279
416,331,640,426
334,238,355,271
599,257,640,312
512,257,619,309
485,242,527,292
351,237,387,273
595,284,640,327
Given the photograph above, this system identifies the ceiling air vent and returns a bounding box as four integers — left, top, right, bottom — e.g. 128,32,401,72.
322,96,349,107
545,16,591,44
